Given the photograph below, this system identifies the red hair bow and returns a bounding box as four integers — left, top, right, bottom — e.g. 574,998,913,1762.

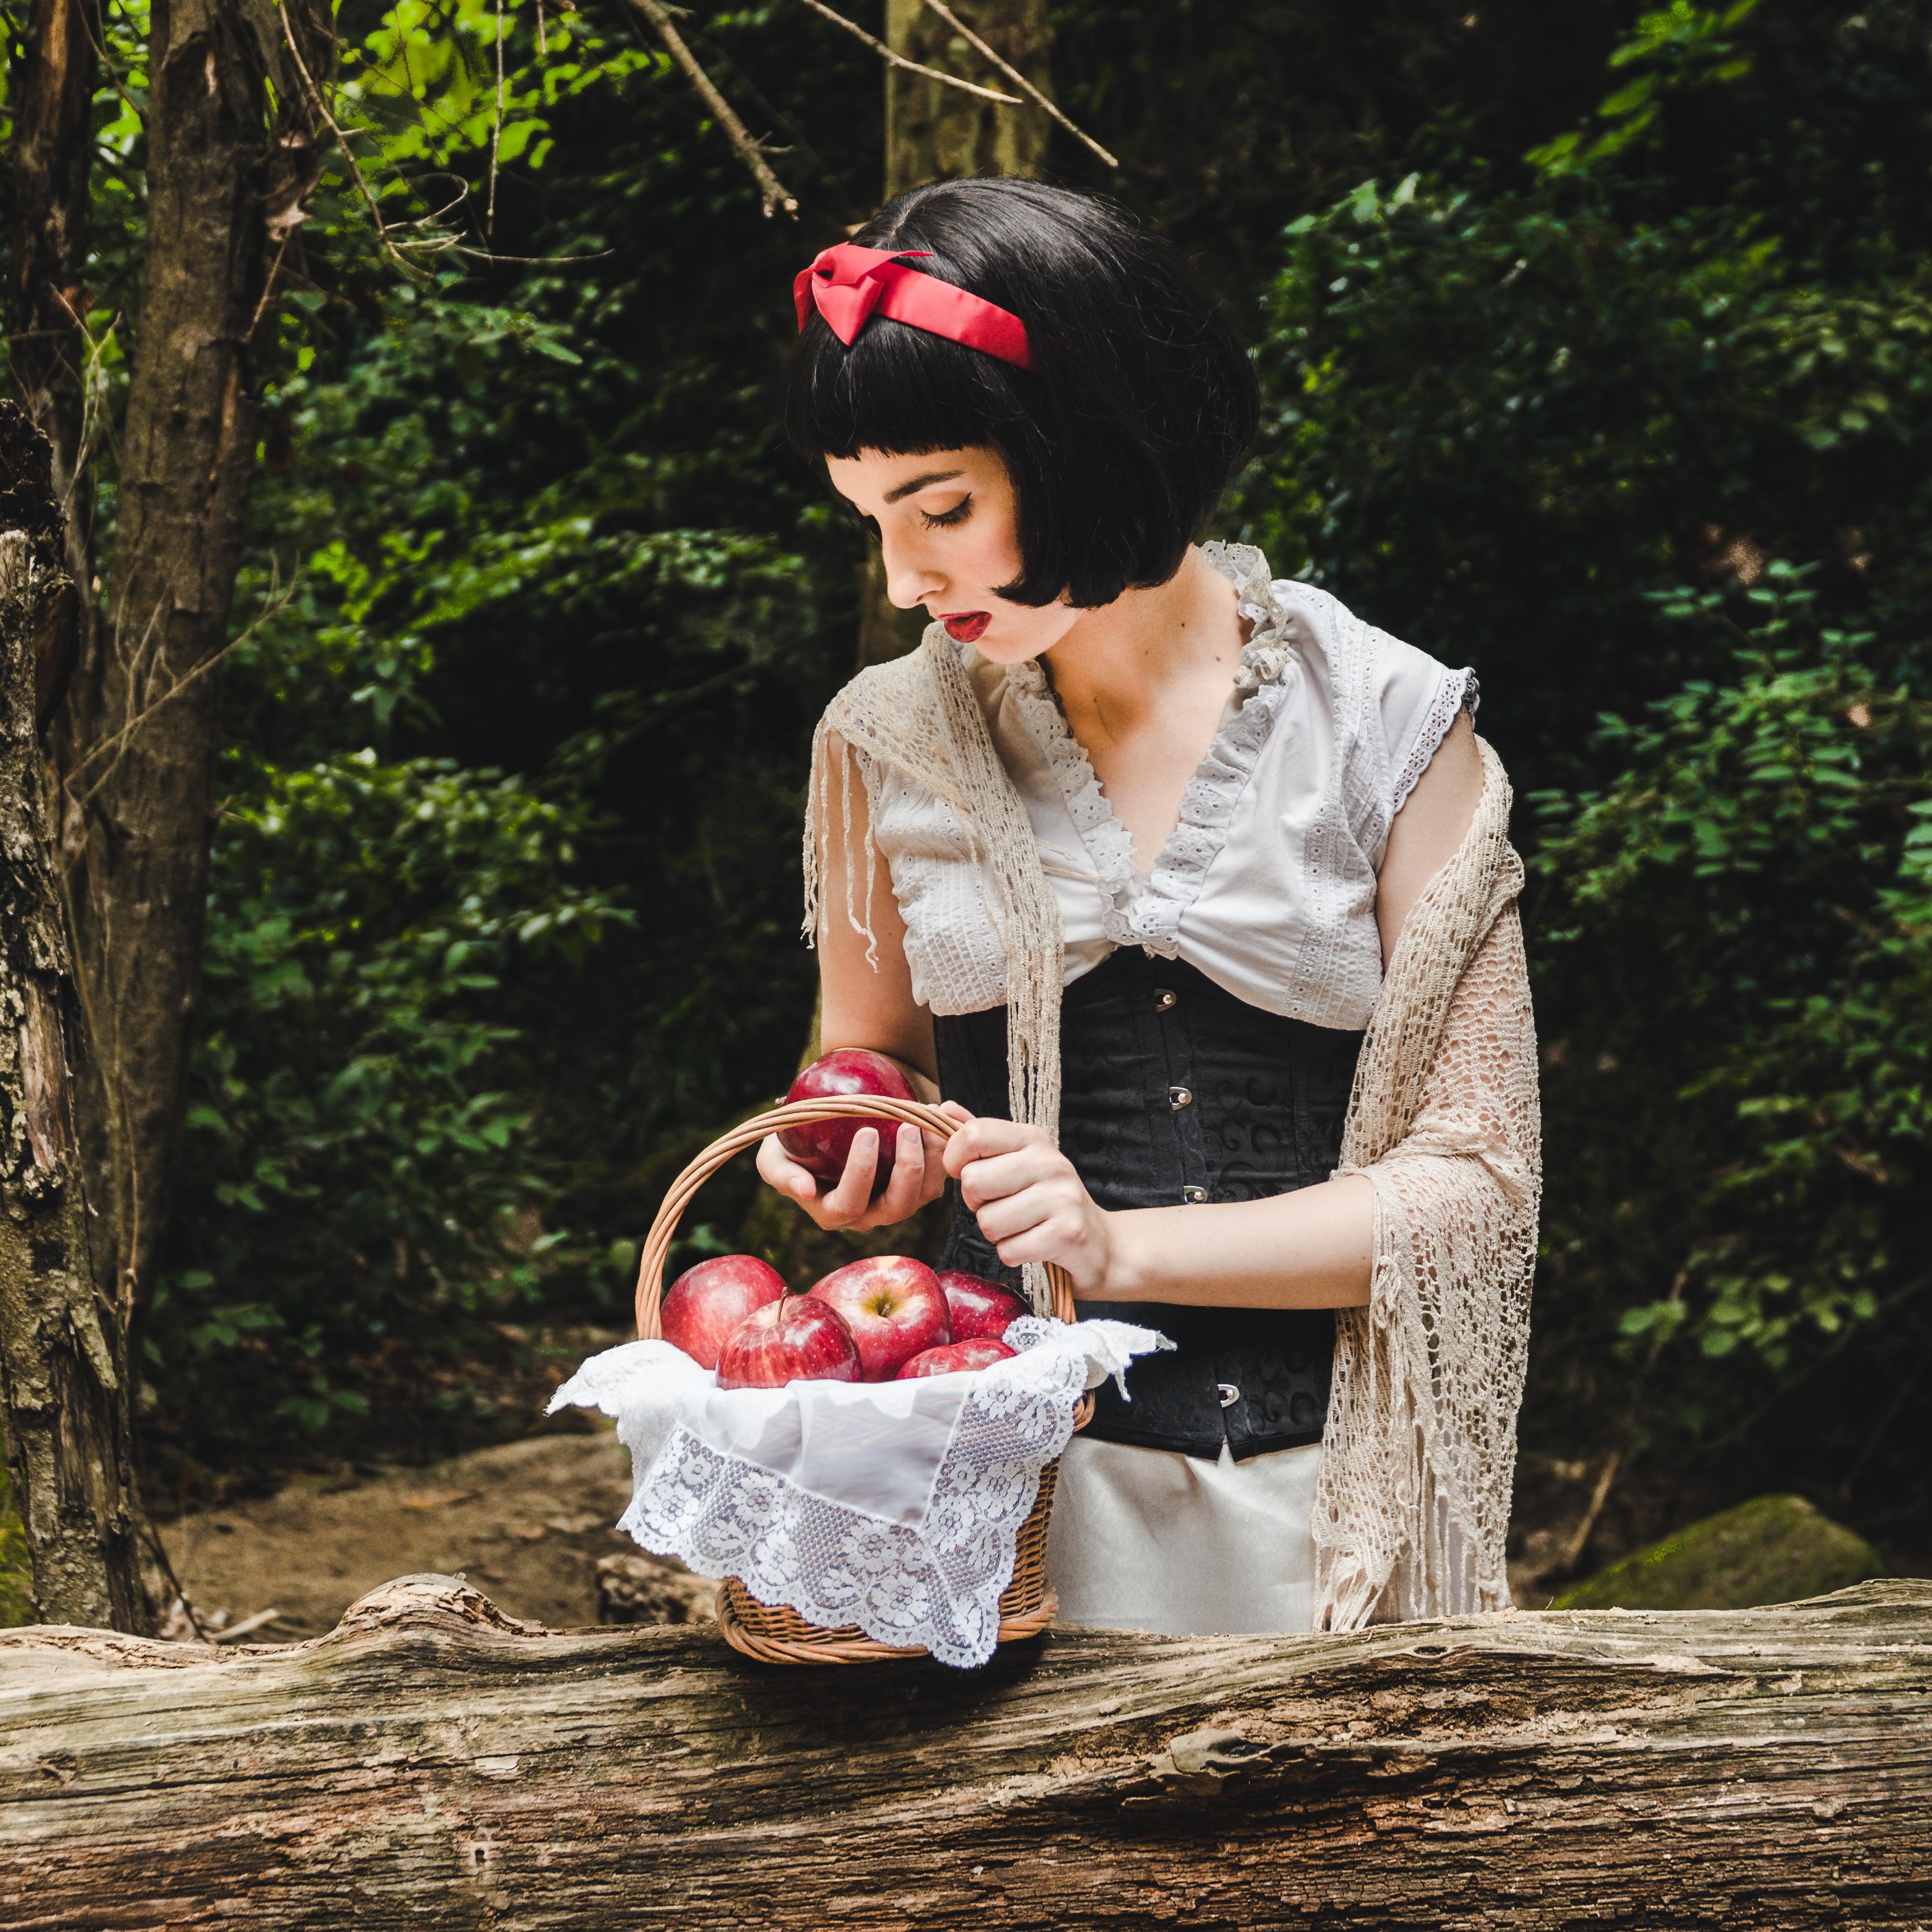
793,242,1036,372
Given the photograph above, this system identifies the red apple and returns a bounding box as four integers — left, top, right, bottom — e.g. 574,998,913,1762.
807,1254,950,1382
716,1294,862,1390
896,1338,1018,1379
660,1254,787,1370
778,1048,917,1198
938,1270,1029,1343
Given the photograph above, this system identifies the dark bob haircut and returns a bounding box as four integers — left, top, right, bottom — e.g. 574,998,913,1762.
785,179,1259,611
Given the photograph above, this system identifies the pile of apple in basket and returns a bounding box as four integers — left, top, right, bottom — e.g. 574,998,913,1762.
549,1045,1170,1667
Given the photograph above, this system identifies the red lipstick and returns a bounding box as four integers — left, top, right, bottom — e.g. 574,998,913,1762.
941,611,991,643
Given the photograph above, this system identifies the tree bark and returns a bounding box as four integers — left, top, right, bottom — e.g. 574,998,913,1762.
49,0,324,1316
2,1571,1928,1927
884,0,1051,199
0,405,142,1633
4,0,102,733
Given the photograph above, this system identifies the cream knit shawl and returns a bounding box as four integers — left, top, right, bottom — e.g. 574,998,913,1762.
804,629,1540,1631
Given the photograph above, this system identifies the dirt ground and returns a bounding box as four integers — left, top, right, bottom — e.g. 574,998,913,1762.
151,1423,709,1640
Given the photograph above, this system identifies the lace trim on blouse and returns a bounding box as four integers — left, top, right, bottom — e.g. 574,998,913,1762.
1392,668,1481,816
1004,540,1299,961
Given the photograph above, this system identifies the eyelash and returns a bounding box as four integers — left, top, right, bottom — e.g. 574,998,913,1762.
848,497,973,541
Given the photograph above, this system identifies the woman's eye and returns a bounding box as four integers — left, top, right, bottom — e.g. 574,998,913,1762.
920,496,973,530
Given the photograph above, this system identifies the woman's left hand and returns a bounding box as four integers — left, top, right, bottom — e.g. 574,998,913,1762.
943,1119,1114,1294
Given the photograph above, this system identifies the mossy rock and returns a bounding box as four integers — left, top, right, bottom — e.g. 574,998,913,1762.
1553,1494,1885,1612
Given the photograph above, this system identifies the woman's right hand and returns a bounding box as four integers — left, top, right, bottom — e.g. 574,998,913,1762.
755,1102,970,1232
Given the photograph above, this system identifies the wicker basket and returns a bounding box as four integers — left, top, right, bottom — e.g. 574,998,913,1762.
634,1094,1088,1664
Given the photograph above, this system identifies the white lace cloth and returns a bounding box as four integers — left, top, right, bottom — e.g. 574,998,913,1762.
548,1316,1172,1668
860,542,1477,1028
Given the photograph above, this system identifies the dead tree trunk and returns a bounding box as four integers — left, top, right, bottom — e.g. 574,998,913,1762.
49,0,326,1319
0,405,142,1632
2,1572,1928,1928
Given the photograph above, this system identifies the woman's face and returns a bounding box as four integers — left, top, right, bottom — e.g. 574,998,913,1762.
824,446,1081,664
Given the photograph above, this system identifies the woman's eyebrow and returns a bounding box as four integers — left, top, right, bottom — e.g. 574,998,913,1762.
883,468,966,504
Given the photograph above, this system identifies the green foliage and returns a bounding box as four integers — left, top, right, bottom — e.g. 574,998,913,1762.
1234,0,1932,1539
1533,568,1932,1373
142,1,880,1465
1528,0,1763,175
151,750,627,1445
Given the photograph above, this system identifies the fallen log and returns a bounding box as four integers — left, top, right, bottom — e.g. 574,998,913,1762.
2,1574,1928,1930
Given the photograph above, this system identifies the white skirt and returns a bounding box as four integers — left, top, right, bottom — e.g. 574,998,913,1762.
1043,1433,1321,1635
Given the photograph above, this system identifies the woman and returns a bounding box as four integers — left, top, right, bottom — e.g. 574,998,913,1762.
756,178,1540,1635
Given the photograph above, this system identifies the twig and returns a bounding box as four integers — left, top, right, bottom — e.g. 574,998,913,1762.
275,0,437,280
212,1607,286,1644
796,0,1019,105
916,0,1116,169
246,228,297,342
445,244,617,265
137,1518,212,1642
622,0,798,217
62,567,301,803
1544,1270,1685,1585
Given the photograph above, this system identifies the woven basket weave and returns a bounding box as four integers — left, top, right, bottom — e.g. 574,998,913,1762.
634,1094,1087,1664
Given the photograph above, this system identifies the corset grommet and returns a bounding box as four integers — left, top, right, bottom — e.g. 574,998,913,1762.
1154,987,1177,1011
1182,1185,1207,1204
1218,1383,1240,1408
1168,1085,1193,1110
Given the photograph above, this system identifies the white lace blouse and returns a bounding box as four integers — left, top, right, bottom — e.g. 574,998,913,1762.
861,542,1477,1032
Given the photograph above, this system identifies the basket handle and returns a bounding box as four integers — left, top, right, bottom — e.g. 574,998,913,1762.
634,1095,1079,1339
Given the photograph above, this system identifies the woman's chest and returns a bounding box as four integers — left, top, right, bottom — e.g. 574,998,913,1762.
868,665,1390,1031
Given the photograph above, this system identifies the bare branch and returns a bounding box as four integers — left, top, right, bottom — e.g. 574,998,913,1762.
622,0,799,218
274,0,438,280
916,0,1118,170
796,0,1019,106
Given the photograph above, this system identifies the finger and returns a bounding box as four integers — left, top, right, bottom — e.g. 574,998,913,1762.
756,1133,819,1203
958,1146,1062,1212
874,1122,927,1222
974,1187,1055,1248
941,1116,1042,1179
995,1224,1067,1267
821,1127,881,1219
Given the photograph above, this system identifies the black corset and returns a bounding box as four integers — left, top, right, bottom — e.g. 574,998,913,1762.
933,949,1363,1462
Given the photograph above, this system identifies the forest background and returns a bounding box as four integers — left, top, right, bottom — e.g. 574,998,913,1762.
3,0,1930,1621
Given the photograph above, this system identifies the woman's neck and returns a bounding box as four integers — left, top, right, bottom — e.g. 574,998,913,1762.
1037,546,1249,867
1040,546,1243,732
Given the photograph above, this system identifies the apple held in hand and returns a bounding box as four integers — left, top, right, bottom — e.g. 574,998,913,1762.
778,1048,918,1198
897,1338,1017,1379
715,1294,862,1390
938,1270,1029,1343
808,1254,949,1381
661,1254,787,1370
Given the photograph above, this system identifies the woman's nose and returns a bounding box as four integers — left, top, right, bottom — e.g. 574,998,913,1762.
880,532,943,611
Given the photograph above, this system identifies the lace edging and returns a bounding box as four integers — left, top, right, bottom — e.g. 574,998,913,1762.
560,1319,1170,1669
1391,666,1479,817
1006,540,1302,956
1130,543,1301,952
1004,657,1139,915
